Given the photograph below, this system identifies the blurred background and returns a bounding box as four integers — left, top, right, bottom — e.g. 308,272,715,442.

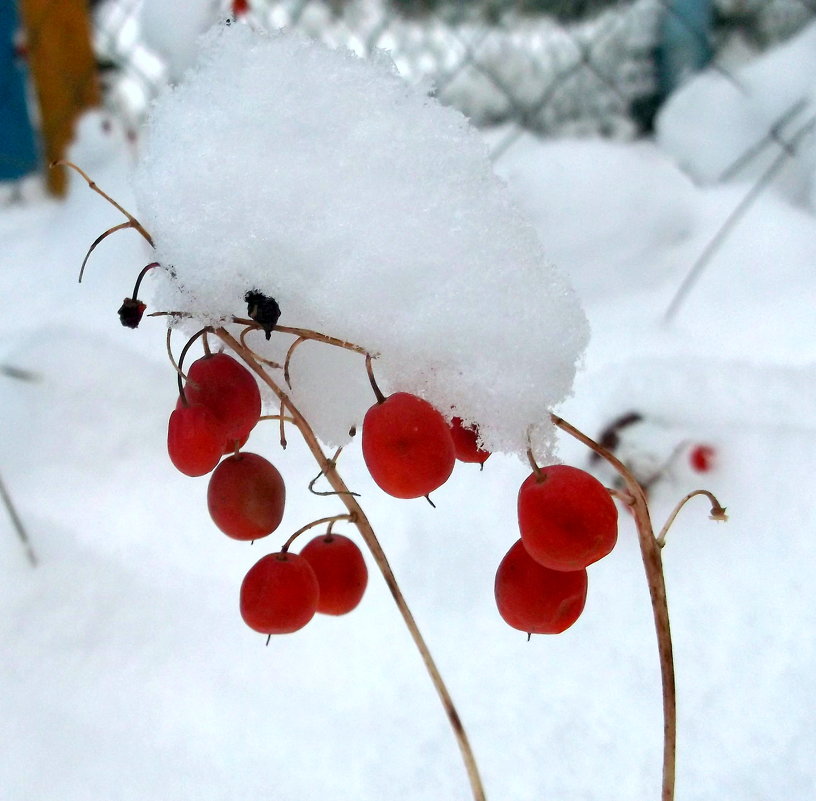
5,0,816,190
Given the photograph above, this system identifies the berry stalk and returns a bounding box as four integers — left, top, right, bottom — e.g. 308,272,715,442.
215,326,487,801
550,413,676,801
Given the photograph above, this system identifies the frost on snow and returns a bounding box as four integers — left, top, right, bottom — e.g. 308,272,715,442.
132,22,589,458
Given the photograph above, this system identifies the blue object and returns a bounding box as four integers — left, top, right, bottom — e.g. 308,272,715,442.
655,0,714,100
0,1,39,182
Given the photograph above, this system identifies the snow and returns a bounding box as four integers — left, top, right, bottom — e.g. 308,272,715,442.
139,0,223,83
132,23,589,458
2,21,816,801
656,20,816,208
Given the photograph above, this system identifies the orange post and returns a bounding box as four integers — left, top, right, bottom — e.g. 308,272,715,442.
18,0,100,196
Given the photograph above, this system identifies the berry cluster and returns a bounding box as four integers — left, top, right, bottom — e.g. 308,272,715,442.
167,348,368,635
169,345,619,640
359,379,617,637
496,464,618,635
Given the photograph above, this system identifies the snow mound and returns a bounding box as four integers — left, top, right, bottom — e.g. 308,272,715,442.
656,20,816,208
132,22,588,457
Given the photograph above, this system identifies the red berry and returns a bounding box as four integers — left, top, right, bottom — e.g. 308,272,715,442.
362,392,455,499
239,552,319,634
518,464,617,572
167,403,228,476
184,353,261,442
175,395,250,454
495,540,588,634
449,417,490,465
689,444,716,473
207,452,285,540
300,534,368,615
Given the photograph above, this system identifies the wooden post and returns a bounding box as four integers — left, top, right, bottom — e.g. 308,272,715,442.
18,0,100,196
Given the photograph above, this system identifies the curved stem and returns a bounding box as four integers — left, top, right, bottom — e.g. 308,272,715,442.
656,490,728,548
365,353,386,404
53,160,155,247
240,326,282,369
281,513,355,552
131,262,159,300
216,327,486,801
551,413,676,801
175,328,210,405
78,222,133,282
283,335,307,388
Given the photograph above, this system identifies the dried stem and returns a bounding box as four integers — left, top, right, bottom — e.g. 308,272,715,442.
550,413,676,801
131,262,159,300
258,413,297,426
281,514,355,552
656,490,728,548
78,221,134,282
230,318,370,356
175,328,210,405
240,326,282,369
283,335,307,388
0,470,37,567
365,353,386,404
215,327,486,801
52,160,155,247
165,329,187,385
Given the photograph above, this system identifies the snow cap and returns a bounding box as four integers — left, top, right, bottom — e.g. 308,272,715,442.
132,22,589,459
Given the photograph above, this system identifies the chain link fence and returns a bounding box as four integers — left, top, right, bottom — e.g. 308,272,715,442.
3,0,815,192
88,0,816,146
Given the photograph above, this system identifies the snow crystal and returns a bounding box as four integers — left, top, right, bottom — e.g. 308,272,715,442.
132,22,588,457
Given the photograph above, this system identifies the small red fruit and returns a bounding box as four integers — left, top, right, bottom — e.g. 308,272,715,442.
232,0,250,17
300,534,368,615
362,392,455,499
175,395,250,455
167,403,227,476
240,552,319,634
184,352,261,443
495,539,588,634
518,464,617,572
449,417,490,465
689,444,716,473
207,452,285,540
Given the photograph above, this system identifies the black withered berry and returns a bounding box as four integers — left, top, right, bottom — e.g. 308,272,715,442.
245,290,281,340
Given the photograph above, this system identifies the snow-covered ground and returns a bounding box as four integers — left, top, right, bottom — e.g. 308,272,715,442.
2,21,815,801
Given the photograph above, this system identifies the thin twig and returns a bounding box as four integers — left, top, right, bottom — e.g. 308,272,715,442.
551,413,676,801
240,326,282,369
283,335,307,388
280,514,356,552
52,160,154,247
656,490,728,548
215,327,487,801
0,470,37,567
78,221,133,282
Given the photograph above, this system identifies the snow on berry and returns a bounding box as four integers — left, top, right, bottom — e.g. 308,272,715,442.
132,22,589,459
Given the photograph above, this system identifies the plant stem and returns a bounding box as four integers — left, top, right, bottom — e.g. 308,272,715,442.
656,490,728,548
551,414,676,801
0,470,37,567
216,327,487,801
